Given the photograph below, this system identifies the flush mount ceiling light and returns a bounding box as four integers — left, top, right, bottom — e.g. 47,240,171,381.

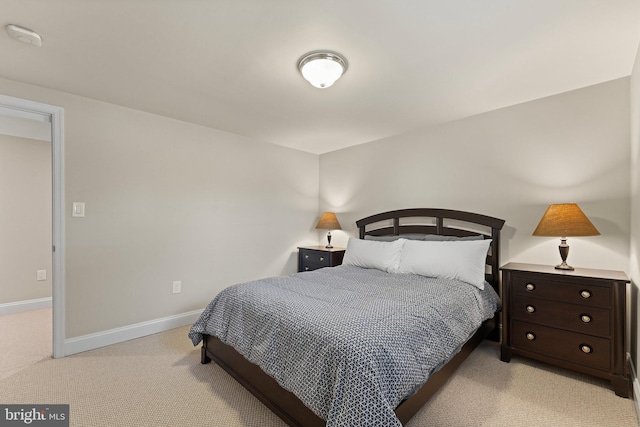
297,51,348,89
5,24,42,47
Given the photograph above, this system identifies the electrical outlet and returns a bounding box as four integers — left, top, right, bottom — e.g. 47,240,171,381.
36,270,47,281
172,280,181,294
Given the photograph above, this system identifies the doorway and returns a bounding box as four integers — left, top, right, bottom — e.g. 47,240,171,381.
0,94,65,358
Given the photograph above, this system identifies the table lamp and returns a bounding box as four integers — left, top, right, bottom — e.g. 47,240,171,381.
532,203,600,270
315,212,341,249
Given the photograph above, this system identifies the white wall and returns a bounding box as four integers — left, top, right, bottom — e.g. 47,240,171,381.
0,77,319,339
0,133,52,304
0,74,631,354
320,78,630,273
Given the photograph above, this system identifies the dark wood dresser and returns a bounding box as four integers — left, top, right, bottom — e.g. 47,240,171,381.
500,262,630,397
298,246,345,272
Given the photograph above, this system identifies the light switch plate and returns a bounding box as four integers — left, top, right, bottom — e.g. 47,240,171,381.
72,202,85,217
37,270,46,281
172,281,181,294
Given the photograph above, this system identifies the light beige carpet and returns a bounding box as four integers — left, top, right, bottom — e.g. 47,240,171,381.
0,307,52,380
0,325,637,427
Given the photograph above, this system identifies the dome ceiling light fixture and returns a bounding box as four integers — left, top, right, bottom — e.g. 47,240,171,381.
297,51,348,89
5,24,42,47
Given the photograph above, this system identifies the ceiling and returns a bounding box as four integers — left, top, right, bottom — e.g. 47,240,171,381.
2,1,640,154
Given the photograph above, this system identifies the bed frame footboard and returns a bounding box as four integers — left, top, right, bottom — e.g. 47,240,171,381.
201,316,496,427
203,333,325,427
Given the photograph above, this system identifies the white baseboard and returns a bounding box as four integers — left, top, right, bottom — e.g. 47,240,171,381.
629,353,640,424
0,297,52,315
64,309,203,356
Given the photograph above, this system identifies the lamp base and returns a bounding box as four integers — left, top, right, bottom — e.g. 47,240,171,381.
555,239,574,270
554,262,574,271
325,231,333,249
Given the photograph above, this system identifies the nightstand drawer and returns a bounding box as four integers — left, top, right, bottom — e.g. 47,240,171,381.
298,246,345,273
301,251,330,267
512,274,610,308
512,321,611,371
300,262,325,272
511,294,610,337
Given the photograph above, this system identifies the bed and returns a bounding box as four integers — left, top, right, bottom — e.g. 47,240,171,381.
189,208,505,427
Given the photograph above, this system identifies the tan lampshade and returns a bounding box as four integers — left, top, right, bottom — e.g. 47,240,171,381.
315,212,341,230
532,203,600,237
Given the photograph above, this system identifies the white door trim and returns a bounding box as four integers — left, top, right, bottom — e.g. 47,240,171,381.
0,94,65,358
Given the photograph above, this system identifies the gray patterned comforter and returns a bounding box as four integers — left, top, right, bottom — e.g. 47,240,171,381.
189,265,500,427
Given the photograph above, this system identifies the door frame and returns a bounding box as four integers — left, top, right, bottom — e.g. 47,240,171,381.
0,94,65,358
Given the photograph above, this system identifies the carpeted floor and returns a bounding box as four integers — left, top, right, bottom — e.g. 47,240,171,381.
0,307,52,380
0,323,637,426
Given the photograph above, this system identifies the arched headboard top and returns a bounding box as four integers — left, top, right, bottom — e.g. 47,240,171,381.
356,208,506,292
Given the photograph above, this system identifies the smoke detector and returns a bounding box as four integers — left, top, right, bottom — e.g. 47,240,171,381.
6,24,42,47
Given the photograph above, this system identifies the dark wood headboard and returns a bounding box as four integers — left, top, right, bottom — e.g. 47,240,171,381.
356,208,506,292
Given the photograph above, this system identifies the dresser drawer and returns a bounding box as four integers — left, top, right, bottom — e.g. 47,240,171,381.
512,320,611,371
512,274,610,308
511,294,610,337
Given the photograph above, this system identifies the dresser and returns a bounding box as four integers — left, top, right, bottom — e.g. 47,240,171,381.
298,246,345,272
500,262,630,397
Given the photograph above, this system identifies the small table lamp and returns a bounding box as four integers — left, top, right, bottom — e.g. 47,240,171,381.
315,212,342,249
532,203,600,270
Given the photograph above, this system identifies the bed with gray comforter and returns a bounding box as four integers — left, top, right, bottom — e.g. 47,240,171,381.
189,264,499,427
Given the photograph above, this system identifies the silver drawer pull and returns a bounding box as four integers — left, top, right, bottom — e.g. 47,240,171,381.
580,290,592,299
525,283,535,291
581,344,593,354
304,266,310,271
305,255,309,259
581,314,592,323
526,305,536,313
319,257,324,261
526,332,536,341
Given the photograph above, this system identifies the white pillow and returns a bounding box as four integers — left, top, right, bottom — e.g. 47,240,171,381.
397,239,492,289
342,237,406,273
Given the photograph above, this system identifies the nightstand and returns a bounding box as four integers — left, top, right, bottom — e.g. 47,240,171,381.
500,262,630,397
298,246,345,272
